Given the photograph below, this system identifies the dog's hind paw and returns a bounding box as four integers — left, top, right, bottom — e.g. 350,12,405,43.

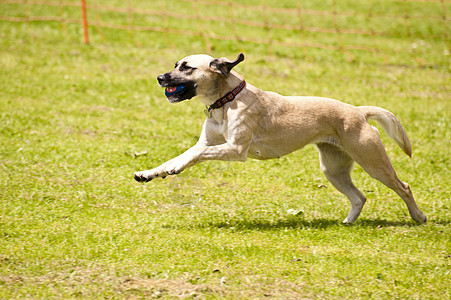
413,212,427,224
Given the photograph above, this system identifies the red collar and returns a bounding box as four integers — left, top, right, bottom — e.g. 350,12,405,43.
206,80,246,113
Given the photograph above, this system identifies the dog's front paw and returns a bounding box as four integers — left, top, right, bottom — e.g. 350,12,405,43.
133,170,159,182
134,161,186,183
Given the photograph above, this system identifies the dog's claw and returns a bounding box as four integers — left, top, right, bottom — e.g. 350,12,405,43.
134,174,141,182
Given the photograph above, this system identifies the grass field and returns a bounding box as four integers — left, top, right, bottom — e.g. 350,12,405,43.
0,1,450,298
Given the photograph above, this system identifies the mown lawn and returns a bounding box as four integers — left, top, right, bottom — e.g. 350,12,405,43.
0,1,450,298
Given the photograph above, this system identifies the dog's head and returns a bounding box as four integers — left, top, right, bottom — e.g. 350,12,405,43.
157,53,245,103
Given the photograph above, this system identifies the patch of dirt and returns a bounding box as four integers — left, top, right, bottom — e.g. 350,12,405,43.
0,275,24,285
119,278,224,298
1,267,314,299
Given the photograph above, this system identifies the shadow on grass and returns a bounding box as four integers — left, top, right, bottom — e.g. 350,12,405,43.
204,217,430,231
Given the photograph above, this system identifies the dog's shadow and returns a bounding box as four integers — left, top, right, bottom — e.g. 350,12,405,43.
206,218,431,231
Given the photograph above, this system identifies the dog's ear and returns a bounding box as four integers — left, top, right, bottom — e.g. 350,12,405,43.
209,53,245,76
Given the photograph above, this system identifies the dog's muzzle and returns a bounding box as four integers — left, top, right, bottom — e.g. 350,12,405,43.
157,74,168,85
157,73,196,103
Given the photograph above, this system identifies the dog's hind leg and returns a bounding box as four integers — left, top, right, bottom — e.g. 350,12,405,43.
341,124,427,223
317,142,367,224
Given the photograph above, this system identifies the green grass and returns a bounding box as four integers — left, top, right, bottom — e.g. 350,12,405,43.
0,1,450,298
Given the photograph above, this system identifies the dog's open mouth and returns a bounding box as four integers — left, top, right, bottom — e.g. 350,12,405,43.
165,86,186,97
162,82,196,103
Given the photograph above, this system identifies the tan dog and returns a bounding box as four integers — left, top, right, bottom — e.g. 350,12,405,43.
134,53,427,224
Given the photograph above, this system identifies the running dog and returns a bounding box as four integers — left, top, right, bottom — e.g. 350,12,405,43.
134,53,427,224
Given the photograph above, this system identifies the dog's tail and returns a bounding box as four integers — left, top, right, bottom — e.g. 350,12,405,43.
359,106,412,157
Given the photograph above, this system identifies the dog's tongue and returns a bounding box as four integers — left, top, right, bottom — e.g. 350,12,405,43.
165,85,185,96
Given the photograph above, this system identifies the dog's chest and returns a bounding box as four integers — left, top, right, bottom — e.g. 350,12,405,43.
213,120,281,160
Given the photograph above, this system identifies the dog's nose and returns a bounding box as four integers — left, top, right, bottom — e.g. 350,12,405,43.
157,74,166,84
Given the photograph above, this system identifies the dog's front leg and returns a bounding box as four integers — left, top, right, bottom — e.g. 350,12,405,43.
133,147,199,182
134,116,253,182
133,142,247,182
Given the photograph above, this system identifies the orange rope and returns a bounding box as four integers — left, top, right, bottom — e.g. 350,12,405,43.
0,0,448,62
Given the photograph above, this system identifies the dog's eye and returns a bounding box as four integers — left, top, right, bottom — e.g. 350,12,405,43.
180,64,196,72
